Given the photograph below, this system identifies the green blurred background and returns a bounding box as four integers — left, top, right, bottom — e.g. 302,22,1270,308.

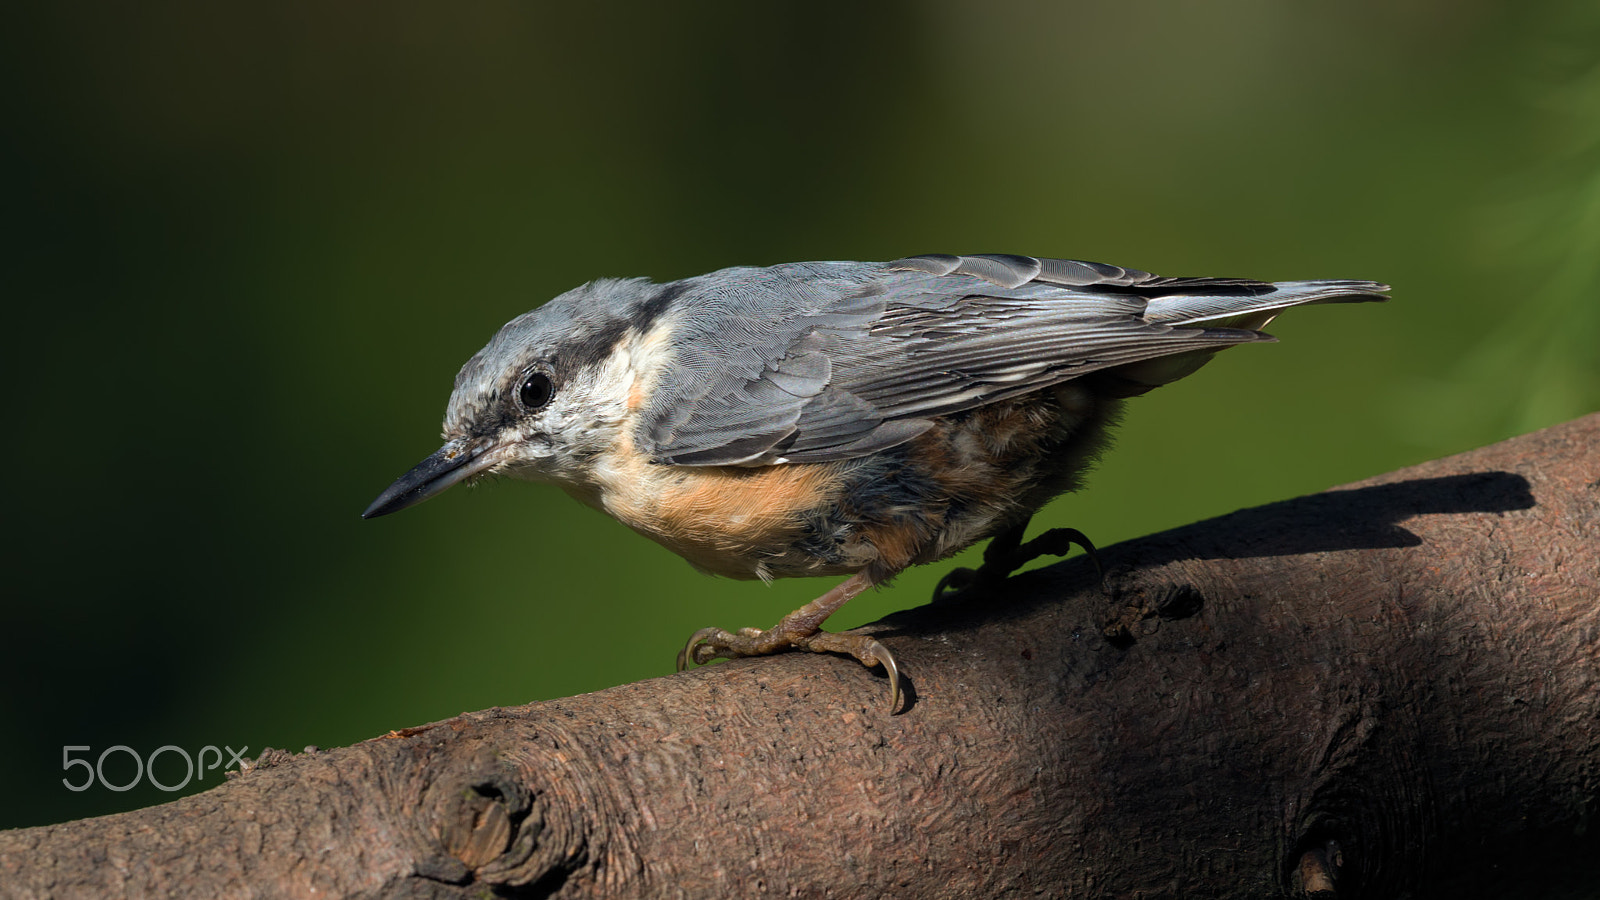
3,1,1596,828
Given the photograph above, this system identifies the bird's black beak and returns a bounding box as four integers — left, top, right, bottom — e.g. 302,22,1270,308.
362,438,496,519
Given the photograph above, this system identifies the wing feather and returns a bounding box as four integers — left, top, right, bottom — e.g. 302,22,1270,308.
637,256,1387,466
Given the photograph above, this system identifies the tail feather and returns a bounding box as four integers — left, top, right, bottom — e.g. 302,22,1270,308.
1144,280,1389,328
1103,279,1388,393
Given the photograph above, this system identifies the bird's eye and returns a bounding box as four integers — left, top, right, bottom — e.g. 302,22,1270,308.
518,372,554,410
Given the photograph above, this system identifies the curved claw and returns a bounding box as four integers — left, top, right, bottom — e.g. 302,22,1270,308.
1026,527,1102,582
675,626,728,672
864,639,902,714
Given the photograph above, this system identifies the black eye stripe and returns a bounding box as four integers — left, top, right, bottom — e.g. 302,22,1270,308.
519,372,554,410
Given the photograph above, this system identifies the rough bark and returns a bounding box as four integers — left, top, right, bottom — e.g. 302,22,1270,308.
3,415,1598,900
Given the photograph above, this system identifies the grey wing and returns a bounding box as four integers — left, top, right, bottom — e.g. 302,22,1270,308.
641,254,1388,466
638,262,894,466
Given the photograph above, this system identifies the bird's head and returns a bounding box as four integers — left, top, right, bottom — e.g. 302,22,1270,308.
362,277,657,519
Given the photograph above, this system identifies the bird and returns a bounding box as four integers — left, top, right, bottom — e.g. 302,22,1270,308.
363,253,1388,711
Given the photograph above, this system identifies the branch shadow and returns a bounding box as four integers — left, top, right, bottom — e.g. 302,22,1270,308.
1128,470,1535,565
877,470,1536,642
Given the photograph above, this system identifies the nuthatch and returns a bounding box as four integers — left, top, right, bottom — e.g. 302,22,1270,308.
364,254,1387,710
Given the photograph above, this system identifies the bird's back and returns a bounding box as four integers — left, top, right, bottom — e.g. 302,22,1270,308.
629,254,1386,468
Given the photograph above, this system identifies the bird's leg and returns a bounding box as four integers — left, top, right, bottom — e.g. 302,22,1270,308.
676,571,903,711
935,518,1103,600
933,521,1026,597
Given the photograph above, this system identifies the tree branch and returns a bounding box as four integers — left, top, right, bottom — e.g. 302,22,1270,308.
5,415,1598,899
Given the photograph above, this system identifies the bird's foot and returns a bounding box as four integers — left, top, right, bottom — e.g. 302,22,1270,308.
936,525,1103,601
676,624,902,713
675,572,902,711
1018,527,1104,582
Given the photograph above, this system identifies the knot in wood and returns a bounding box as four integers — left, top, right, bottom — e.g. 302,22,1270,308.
419,766,541,885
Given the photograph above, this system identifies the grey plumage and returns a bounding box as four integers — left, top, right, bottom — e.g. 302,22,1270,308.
438,256,1386,473
621,254,1387,466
